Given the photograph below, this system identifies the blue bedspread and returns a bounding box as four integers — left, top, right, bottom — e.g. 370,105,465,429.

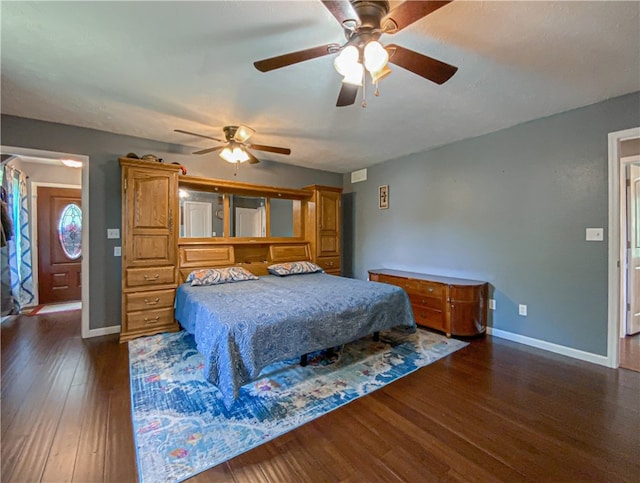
174,273,416,407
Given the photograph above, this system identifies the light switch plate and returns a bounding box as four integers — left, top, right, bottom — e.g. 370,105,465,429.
585,228,604,241
107,228,120,239
489,299,496,310
114,246,121,257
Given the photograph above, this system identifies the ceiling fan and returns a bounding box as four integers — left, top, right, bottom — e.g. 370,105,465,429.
174,125,291,165
254,0,458,107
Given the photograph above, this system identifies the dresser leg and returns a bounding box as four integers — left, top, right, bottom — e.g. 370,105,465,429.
446,332,451,338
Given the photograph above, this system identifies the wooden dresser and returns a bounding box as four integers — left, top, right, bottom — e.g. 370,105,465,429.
120,158,181,342
304,185,342,275
368,269,488,337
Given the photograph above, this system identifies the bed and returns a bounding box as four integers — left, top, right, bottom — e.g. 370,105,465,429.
174,271,416,408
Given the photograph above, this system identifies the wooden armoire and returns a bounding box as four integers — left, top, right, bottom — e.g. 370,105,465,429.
119,158,181,342
304,185,342,275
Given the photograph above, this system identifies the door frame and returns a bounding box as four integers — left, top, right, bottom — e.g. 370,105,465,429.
607,127,640,368
31,182,82,306
1,145,91,338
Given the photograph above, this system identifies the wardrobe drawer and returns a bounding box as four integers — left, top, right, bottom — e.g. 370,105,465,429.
125,289,175,312
125,266,175,288
317,256,341,271
125,307,175,331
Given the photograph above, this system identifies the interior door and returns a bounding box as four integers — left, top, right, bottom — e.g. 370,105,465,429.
235,207,265,237
626,164,640,335
183,201,212,237
627,164,640,334
37,187,82,304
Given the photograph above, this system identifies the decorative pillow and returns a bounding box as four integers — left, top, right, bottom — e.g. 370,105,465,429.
186,266,258,286
267,261,324,277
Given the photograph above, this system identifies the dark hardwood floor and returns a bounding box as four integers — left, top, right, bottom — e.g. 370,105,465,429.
2,311,639,482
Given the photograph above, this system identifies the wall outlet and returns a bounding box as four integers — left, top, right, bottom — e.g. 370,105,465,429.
114,246,121,257
518,304,527,316
489,299,496,310
107,228,120,239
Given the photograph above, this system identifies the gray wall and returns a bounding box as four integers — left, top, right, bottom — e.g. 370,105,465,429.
1,114,342,330
343,91,640,356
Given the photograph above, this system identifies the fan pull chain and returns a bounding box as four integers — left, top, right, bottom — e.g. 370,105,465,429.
234,163,239,176
375,81,380,97
361,72,367,108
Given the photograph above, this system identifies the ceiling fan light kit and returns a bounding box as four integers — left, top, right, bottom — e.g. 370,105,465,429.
174,125,291,173
253,0,458,107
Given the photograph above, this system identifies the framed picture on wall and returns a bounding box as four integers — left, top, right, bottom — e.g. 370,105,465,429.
378,185,389,209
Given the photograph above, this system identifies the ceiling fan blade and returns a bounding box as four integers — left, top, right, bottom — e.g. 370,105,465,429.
233,125,255,143
174,129,224,143
321,1,359,26
383,1,453,33
247,151,260,164
192,146,224,155
248,144,291,155
254,44,335,72
336,83,358,107
386,44,457,85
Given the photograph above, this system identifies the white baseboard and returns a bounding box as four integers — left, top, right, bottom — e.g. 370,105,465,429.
83,325,121,338
487,327,610,367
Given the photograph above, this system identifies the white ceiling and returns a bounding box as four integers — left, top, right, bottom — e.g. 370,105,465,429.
1,1,639,173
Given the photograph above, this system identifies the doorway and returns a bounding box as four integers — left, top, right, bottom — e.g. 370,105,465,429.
36,186,82,304
607,127,640,370
620,158,640,371
0,145,91,337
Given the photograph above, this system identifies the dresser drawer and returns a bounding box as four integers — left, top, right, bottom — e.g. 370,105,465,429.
125,289,175,312
125,307,175,331
126,266,175,288
412,305,446,331
316,256,340,271
409,293,442,311
415,281,444,298
376,275,418,293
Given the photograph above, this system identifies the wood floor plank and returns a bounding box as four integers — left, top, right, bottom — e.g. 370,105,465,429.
2,314,639,483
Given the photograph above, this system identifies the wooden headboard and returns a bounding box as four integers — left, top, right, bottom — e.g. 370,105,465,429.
178,241,311,282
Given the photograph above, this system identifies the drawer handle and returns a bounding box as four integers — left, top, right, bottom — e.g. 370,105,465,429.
421,299,427,304
327,261,334,266
144,316,160,323
428,288,434,292
144,274,160,281
420,312,427,318
144,297,160,305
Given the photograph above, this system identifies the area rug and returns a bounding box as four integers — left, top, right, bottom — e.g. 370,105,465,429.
129,328,468,483
28,301,81,315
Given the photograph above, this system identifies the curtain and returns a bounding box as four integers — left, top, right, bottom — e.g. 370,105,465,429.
1,165,34,312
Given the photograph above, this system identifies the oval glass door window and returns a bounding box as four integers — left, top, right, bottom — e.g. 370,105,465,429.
58,203,82,259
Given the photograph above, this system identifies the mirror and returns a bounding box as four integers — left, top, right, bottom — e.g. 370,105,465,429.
230,195,266,237
179,189,224,237
270,198,294,237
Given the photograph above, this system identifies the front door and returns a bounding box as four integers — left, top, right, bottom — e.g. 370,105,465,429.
37,187,82,304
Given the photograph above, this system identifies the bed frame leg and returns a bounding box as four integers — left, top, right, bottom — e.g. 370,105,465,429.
300,354,308,367
373,331,379,342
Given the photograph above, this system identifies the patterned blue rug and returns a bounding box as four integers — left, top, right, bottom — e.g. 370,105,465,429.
129,328,468,483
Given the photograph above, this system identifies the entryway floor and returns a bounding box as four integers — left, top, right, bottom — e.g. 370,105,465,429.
28,301,82,315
